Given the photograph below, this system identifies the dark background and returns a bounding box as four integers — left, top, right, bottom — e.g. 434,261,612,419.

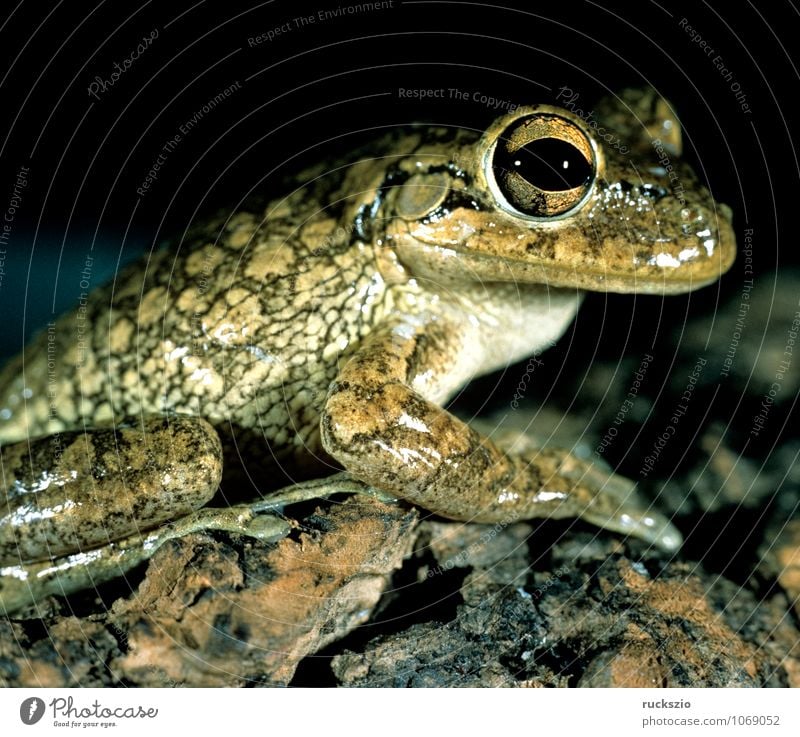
0,0,795,468
1,1,798,687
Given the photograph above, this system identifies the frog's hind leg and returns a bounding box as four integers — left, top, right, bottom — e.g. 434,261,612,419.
249,472,396,513
0,415,225,566
0,472,385,615
0,503,292,616
0,419,383,615
319,318,681,552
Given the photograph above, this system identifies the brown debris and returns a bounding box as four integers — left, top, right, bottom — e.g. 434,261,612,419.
0,496,418,687
3,502,799,687
332,531,800,688
761,518,800,617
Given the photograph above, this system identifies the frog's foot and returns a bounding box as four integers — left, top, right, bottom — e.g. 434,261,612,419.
249,472,399,515
0,506,293,616
158,505,291,544
550,452,682,552
473,425,681,551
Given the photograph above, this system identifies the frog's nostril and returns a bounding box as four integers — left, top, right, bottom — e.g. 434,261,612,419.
640,184,669,200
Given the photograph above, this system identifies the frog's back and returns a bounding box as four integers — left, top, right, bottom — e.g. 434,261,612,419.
0,127,465,469
0,197,391,475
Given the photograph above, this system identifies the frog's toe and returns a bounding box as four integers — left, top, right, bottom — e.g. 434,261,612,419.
561,458,682,551
580,502,682,552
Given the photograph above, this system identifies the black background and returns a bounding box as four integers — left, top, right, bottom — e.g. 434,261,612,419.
1,1,799,688
0,0,795,467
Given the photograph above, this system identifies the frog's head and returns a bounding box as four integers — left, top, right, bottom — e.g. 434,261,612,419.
381,88,736,294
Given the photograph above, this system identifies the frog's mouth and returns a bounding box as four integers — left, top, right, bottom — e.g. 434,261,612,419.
397,203,737,295
452,239,736,295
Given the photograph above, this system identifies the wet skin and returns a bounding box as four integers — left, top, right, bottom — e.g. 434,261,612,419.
0,88,735,614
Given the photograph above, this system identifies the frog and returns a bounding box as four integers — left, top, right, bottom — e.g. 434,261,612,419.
0,87,736,615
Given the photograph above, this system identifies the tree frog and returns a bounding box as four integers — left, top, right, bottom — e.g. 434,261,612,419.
0,88,735,614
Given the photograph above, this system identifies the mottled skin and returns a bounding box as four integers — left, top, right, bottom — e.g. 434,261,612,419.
0,417,222,563
0,88,735,614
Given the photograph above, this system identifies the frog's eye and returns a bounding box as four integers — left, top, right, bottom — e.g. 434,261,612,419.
489,114,596,218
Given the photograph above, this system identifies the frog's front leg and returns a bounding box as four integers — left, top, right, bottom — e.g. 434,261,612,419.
321,318,681,551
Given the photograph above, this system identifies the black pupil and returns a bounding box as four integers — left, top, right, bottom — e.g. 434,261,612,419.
500,137,592,191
